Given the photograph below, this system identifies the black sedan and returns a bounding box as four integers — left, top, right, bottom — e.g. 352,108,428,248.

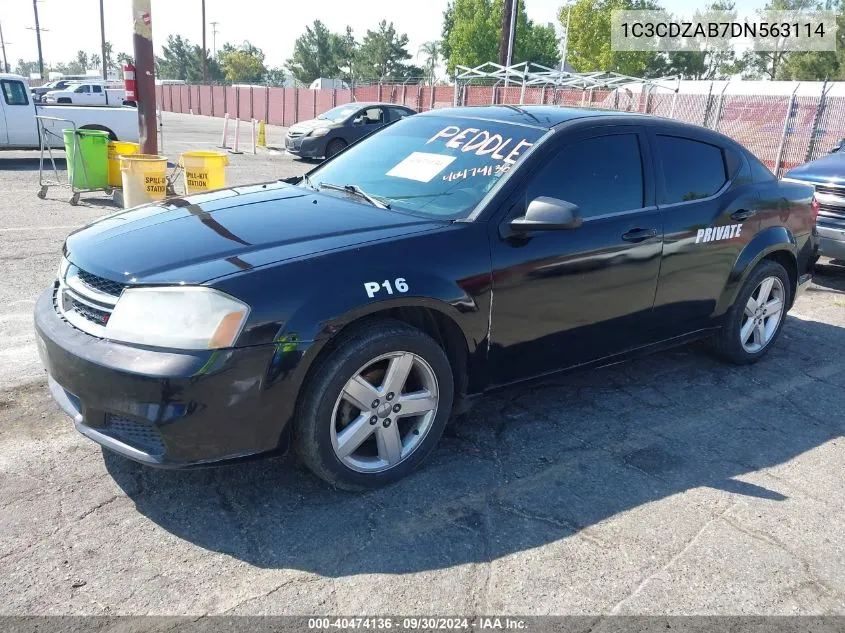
35,106,817,490
284,102,416,160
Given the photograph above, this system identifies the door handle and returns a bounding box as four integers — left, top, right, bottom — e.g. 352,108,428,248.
622,228,658,242
731,209,758,221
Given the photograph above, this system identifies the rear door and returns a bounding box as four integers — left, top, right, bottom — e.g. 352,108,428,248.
648,127,761,334
488,124,664,385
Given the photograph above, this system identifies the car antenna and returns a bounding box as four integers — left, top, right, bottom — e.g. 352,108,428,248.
501,104,543,125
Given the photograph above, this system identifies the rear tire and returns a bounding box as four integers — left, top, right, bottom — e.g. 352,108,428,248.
325,139,346,160
294,320,454,490
708,259,791,365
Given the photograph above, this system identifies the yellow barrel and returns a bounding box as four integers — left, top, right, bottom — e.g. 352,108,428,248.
120,154,168,208
179,151,228,194
107,141,140,188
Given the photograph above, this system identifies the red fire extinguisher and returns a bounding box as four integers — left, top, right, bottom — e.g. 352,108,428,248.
123,64,137,101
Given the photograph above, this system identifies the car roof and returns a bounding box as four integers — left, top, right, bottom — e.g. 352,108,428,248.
417,105,647,129
340,102,413,109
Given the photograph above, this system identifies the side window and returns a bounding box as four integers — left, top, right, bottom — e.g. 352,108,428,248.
526,134,645,218
747,152,776,183
657,135,727,203
92,85,103,94
1,80,30,106
389,107,411,122
363,107,382,124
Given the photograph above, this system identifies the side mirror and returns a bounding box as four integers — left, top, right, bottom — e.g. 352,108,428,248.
831,139,845,153
510,197,584,231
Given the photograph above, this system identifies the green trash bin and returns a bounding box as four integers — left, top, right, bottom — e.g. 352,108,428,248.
63,128,110,190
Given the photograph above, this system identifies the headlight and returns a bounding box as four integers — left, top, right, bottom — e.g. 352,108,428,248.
310,128,331,137
58,256,70,281
105,287,250,350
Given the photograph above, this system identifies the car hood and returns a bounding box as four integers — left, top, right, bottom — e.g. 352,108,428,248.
289,118,339,133
785,152,845,185
64,181,442,284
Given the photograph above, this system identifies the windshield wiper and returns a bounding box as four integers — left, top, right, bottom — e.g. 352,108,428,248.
317,183,391,209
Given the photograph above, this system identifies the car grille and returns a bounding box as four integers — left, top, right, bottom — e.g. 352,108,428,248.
55,261,124,337
813,183,845,221
76,269,127,297
103,414,165,456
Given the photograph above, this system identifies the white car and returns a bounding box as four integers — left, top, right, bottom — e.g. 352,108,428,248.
43,81,131,107
1,74,138,149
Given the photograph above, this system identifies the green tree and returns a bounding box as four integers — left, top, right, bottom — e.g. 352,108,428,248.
91,54,101,71
116,52,134,67
418,40,442,85
775,1,844,79
219,41,267,83
263,67,287,86
563,0,665,76
441,0,560,74
157,35,223,82
335,26,358,82
74,50,89,72
286,20,345,83
663,1,743,79
354,21,412,80
14,59,41,77
740,0,827,79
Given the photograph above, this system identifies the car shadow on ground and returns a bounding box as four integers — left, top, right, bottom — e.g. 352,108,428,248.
105,313,845,576
0,157,67,171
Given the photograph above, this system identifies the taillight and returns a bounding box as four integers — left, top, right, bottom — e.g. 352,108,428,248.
811,197,820,219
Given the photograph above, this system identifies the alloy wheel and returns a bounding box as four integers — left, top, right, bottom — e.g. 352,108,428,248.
330,351,440,473
740,276,785,353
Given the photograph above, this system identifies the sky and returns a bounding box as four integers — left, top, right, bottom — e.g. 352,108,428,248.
1,0,767,75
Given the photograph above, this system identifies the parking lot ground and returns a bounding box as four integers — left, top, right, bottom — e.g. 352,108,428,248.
2,112,845,615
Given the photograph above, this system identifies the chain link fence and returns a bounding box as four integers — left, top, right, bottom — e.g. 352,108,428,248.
156,82,845,176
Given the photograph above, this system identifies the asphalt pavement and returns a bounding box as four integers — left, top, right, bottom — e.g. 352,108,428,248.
1,112,844,616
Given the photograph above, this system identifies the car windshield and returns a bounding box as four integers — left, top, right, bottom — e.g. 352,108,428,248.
317,105,359,122
307,115,546,219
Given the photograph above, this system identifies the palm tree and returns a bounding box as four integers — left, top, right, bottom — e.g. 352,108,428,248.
418,40,440,86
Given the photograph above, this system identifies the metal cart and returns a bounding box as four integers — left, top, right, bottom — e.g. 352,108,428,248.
35,115,114,206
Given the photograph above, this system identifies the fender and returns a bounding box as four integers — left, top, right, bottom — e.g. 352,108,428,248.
715,225,797,316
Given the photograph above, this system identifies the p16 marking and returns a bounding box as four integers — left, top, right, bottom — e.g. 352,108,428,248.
365,278,409,298
696,223,742,244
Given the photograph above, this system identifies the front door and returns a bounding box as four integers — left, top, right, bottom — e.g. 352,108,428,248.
488,126,664,385
349,106,387,142
0,79,34,147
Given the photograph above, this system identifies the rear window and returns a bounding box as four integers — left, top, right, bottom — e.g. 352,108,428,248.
657,135,727,203
1,80,29,106
747,152,776,183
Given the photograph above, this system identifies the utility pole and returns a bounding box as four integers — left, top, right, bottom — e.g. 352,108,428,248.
210,22,219,59
132,0,157,154
499,0,513,66
0,22,9,74
99,0,107,79
498,0,518,66
201,0,207,80
31,0,45,78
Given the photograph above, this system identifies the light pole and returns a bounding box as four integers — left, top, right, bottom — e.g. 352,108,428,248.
201,0,207,80
31,0,45,78
210,21,219,59
560,3,572,72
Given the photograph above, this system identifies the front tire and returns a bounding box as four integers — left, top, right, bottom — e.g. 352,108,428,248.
294,320,454,490
325,139,346,160
708,259,791,365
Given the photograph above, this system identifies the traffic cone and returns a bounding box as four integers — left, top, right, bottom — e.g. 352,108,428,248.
257,120,267,148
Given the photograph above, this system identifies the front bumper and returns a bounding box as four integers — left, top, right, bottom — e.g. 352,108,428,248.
817,221,845,260
34,289,300,467
284,134,326,158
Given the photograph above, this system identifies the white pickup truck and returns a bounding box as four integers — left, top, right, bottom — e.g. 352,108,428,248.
1,74,138,148
43,81,132,107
